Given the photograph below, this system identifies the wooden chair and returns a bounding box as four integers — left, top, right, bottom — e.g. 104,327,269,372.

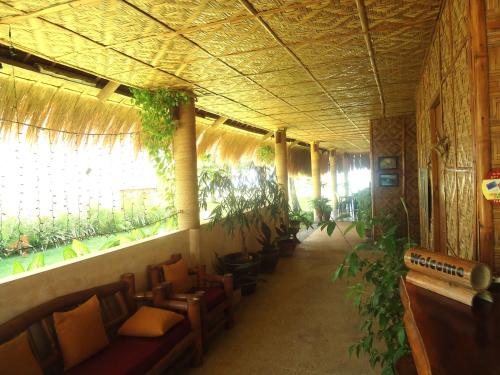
140,253,234,350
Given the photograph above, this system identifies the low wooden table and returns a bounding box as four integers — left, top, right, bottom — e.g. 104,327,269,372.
400,280,500,374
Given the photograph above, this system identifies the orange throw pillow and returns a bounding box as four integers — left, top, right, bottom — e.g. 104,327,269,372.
118,306,184,337
162,258,193,293
0,331,43,375
53,295,109,370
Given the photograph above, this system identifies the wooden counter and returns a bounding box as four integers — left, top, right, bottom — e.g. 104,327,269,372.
400,279,500,375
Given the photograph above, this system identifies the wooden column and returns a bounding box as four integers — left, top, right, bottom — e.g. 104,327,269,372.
275,128,289,223
173,94,200,240
342,153,350,196
329,149,337,214
311,141,321,221
173,95,200,263
275,128,289,197
471,0,493,267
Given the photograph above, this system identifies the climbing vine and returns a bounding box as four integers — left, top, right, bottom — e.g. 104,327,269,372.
256,144,275,165
131,88,189,173
131,88,189,206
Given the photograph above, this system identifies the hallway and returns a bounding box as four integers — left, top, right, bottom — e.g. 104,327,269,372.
186,226,376,375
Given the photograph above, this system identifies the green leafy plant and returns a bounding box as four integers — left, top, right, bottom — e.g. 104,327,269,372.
321,205,412,375
310,197,332,220
256,222,277,253
255,144,275,165
353,187,372,223
207,165,286,255
289,208,313,229
132,88,189,207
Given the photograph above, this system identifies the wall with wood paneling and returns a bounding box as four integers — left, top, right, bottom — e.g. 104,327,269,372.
487,0,500,270
371,115,419,241
415,0,476,259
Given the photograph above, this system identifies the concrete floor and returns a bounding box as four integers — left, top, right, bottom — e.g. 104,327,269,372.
186,226,376,375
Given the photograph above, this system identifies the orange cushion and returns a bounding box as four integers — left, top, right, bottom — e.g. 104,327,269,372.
162,258,192,293
118,306,184,337
0,331,43,375
53,295,109,370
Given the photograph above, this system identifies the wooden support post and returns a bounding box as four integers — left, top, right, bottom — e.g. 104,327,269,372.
329,149,337,214
275,128,289,224
471,0,493,267
275,128,289,200
342,153,350,197
173,94,200,232
311,141,321,222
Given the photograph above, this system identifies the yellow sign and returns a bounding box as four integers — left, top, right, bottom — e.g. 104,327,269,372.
482,179,500,200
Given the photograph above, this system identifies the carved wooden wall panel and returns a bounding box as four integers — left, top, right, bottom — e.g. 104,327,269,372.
416,0,476,260
442,76,457,168
444,170,458,256
457,171,475,260
371,115,420,241
454,47,474,168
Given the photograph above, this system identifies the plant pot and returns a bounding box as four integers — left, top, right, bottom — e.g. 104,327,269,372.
277,238,297,257
258,249,279,273
240,276,258,296
216,252,261,294
322,210,332,221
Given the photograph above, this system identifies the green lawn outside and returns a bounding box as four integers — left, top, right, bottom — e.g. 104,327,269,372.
0,222,173,280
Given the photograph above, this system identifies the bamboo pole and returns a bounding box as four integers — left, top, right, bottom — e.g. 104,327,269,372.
275,128,289,223
311,141,321,222
470,0,494,268
329,149,337,214
275,128,289,197
342,153,350,197
405,271,492,306
404,248,492,290
173,95,200,231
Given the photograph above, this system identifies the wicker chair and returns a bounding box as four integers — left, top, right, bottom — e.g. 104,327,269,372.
137,254,234,350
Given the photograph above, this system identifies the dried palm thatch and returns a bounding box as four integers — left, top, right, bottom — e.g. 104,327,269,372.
344,153,370,171
196,121,272,164
0,64,141,148
288,146,328,177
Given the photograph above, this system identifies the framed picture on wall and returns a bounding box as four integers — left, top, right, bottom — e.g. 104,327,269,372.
378,156,398,170
379,173,399,187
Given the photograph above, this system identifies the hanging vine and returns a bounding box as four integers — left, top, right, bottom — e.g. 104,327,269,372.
131,88,189,174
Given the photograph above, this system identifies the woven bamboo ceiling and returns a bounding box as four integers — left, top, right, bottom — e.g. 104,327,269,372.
0,0,441,152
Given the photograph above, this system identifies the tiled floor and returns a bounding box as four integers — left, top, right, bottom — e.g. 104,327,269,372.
185,225,376,375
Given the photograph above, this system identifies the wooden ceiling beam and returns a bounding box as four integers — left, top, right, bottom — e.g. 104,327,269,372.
211,116,228,128
355,0,385,118
238,0,368,147
97,80,121,102
0,0,99,24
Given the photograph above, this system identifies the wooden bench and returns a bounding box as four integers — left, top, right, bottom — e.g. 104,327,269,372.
0,275,203,374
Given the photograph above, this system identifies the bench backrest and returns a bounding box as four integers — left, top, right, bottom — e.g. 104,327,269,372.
0,281,132,374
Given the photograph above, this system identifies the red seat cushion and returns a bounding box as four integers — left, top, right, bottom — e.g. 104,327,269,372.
202,287,226,311
66,319,191,375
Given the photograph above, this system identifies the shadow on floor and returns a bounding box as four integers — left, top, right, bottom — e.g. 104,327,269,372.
185,226,376,375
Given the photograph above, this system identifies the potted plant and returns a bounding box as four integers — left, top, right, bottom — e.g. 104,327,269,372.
288,208,313,243
205,164,286,294
275,220,297,257
310,197,332,221
257,222,279,273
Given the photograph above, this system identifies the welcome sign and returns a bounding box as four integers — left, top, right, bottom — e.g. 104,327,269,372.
403,249,491,291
